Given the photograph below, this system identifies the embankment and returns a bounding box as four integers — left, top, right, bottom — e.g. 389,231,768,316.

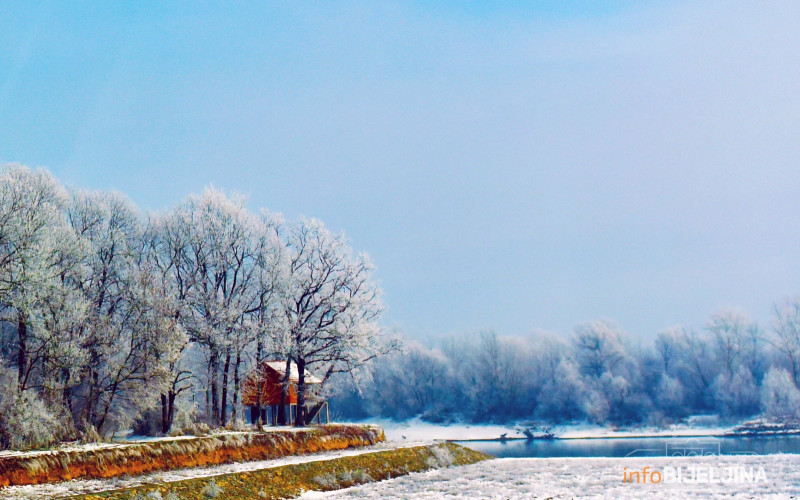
0,425,383,487
72,442,491,499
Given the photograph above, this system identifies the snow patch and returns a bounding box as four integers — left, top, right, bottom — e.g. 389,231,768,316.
299,454,800,499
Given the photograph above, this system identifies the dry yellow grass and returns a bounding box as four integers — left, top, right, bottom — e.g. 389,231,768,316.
0,425,384,487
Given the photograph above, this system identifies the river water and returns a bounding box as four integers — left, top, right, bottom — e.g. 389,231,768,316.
457,435,800,458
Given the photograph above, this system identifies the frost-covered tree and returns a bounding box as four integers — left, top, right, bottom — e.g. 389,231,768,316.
536,358,586,421
760,367,800,420
654,327,714,411
0,165,76,391
573,321,627,378
655,374,686,418
707,310,761,379
282,218,385,427
367,342,450,420
67,190,184,434
772,297,800,386
711,366,759,418
245,212,287,425
157,188,263,426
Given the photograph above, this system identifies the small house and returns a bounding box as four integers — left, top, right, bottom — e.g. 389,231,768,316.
241,360,329,425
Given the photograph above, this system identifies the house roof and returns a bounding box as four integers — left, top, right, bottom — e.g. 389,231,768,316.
263,361,323,385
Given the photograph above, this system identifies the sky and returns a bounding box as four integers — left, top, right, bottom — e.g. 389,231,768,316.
2,1,800,341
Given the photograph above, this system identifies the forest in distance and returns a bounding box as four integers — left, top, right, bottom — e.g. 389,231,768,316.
1,163,800,453
334,310,800,428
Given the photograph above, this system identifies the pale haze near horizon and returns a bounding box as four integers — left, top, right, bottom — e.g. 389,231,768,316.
1,1,799,341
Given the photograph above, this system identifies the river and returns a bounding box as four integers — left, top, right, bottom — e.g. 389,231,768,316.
457,434,800,458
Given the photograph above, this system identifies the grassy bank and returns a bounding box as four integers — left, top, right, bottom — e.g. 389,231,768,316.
0,425,384,487
71,442,490,499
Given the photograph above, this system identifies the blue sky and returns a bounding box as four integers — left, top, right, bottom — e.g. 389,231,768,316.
2,1,800,340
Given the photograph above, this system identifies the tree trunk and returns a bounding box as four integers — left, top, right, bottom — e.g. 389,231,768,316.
277,358,291,425
295,357,306,427
17,318,27,390
255,340,263,426
84,348,101,427
160,389,177,434
210,349,220,425
221,351,231,427
168,390,176,432
232,353,241,424
161,393,169,434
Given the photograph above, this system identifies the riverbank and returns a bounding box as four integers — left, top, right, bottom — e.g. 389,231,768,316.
67,442,488,500
0,442,487,500
0,425,383,487
368,417,732,442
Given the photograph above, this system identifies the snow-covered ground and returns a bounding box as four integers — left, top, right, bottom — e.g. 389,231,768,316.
0,440,431,499
0,430,253,459
0,425,365,459
370,417,730,442
301,454,800,499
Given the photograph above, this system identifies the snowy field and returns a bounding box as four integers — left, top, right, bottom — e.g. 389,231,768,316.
301,454,800,499
371,417,729,442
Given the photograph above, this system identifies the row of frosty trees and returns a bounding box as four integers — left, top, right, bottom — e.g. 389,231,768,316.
339,310,800,426
0,164,388,450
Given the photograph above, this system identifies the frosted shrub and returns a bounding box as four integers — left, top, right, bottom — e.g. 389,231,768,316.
171,399,199,432
351,469,373,483
425,445,454,468
761,367,800,419
712,367,760,417
80,423,103,444
0,382,61,450
201,479,222,498
132,491,163,500
313,472,337,487
181,421,211,437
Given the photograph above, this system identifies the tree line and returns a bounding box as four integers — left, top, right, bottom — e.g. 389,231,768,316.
0,164,386,449
335,306,800,426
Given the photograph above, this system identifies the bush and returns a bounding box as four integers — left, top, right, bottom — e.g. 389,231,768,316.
201,479,222,498
80,423,103,444
0,367,63,450
761,367,800,419
172,421,211,437
132,408,162,437
0,389,62,450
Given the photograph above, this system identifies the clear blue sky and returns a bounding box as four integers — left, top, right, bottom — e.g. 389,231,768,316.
3,1,800,340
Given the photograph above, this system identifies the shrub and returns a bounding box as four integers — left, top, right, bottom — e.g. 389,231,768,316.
427,444,454,468
761,367,800,419
313,472,337,487
132,491,164,500
0,369,62,450
201,479,222,498
351,469,373,483
78,422,104,444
